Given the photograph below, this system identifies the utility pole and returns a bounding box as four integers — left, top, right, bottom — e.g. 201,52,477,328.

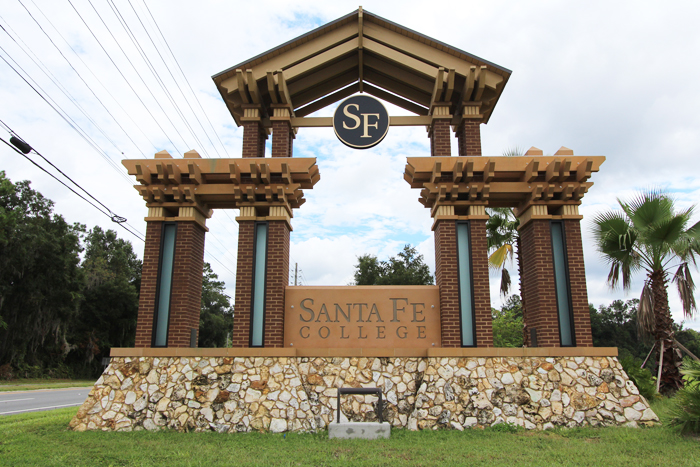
294,262,298,286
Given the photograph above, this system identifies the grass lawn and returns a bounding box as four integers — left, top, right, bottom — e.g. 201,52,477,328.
0,379,95,392
0,400,697,466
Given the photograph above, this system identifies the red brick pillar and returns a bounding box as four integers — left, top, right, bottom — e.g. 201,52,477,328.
429,105,452,157
135,221,162,347
456,120,482,156
430,119,452,157
167,222,206,347
564,219,593,347
519,218,558,346
434,220,460,347
265,221,290,347
232,214,290,348
241,106,267,158
271,107,294,158
434,213,493,347
134,219,205,348
518,212,592,347
232,221,254,347
470,218,494,347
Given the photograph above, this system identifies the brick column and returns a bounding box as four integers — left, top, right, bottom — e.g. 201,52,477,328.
456,120,482,156
265,221,290,347
434,220,460,346
232,214,291,348
429,105,452,157
167,222,206,347
135,221,162,347
564,219,593,347
470,218,494,347
134,220,205,348
519,218,558,346
271,106,294,158
232,221,254,347
434,211,493,347
518,209,593,347
241,106,267,158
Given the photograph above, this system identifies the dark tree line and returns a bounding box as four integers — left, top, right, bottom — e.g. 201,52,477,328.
0,172,233,379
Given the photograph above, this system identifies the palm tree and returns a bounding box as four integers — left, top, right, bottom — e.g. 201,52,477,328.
486,207,519,296
592,190,700,392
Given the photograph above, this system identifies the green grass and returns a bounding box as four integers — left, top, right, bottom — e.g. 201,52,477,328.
0,402,698,467
0,379,95,392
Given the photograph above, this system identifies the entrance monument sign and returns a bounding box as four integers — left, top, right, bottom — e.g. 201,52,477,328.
70,8,659,433
284,286,441,349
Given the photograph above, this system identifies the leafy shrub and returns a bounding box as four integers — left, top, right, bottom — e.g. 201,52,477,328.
619,356,657,400
669,358,700,434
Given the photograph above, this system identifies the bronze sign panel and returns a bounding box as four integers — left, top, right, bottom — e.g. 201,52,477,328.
284,286,441,348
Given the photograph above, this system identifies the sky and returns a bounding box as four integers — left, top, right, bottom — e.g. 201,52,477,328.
1,0,699,331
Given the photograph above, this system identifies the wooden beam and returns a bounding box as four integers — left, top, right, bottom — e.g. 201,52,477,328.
362,37,437,80
289,114,432,127
363,70,432,107
236,69,249,104
558,159,571,181
266,71,278,104
444,69,455,102
522,159,539,183
292,73,356,108
287,55,358,95
545,159,561,182
363,83,429,115
484,159,495,183
294,83,359,118
452,161,464,183
576,158,593,182
462,66,476,102
166,162,181,184
284,38,358,82
135,164,151,185
246,69,261,104
429,67,445,110
188,161,202,185
474,66,487,101
276,70,293,109
363,54,433,93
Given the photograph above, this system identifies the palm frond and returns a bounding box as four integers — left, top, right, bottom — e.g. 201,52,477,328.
501,146,525,157
637,281,655,339
620,189,674,230
488,244,513,270
674,263,697,318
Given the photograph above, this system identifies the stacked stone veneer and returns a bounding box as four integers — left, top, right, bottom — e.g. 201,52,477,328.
70,356,658,433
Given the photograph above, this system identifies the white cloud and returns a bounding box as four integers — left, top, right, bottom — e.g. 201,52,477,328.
1,0,699,331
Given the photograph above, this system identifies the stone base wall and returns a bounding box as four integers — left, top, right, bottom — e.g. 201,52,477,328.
69,356,658,433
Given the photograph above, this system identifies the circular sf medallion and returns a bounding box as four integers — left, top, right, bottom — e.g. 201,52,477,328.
333,95,390,149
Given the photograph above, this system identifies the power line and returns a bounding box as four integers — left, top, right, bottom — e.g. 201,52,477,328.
82,0,190,153
25,0,160,154
127,0,224,158
0,46,133,185
0,19,135,164
67,0,183,154
139,0,231,158
105,0,212,158
0,134,144,243
13,0,149,158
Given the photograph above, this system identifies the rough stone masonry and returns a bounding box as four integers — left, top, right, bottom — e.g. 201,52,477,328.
70,356,658,433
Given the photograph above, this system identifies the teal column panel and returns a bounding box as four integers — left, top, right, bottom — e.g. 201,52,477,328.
456,222,475,346
251,222,268,347
551,221,575,346
154,223,177,347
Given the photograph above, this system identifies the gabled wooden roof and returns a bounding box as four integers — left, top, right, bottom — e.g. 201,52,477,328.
212,8,511,126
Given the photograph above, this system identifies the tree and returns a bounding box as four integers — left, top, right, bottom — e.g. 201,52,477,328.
353,245,433,285
592,190,700,392
486,207,520,296
67,227,141,376
491,295,524,347
589,299,649,361
0,171,84,376
199,262,234,347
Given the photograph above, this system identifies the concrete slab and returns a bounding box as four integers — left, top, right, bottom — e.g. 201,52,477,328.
328,422,391,439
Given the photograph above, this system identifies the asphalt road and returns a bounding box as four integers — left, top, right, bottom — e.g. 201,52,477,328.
0,387,90,416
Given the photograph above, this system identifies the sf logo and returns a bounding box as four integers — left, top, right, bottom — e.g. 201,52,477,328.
333,95,390,149
341,103,381,138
